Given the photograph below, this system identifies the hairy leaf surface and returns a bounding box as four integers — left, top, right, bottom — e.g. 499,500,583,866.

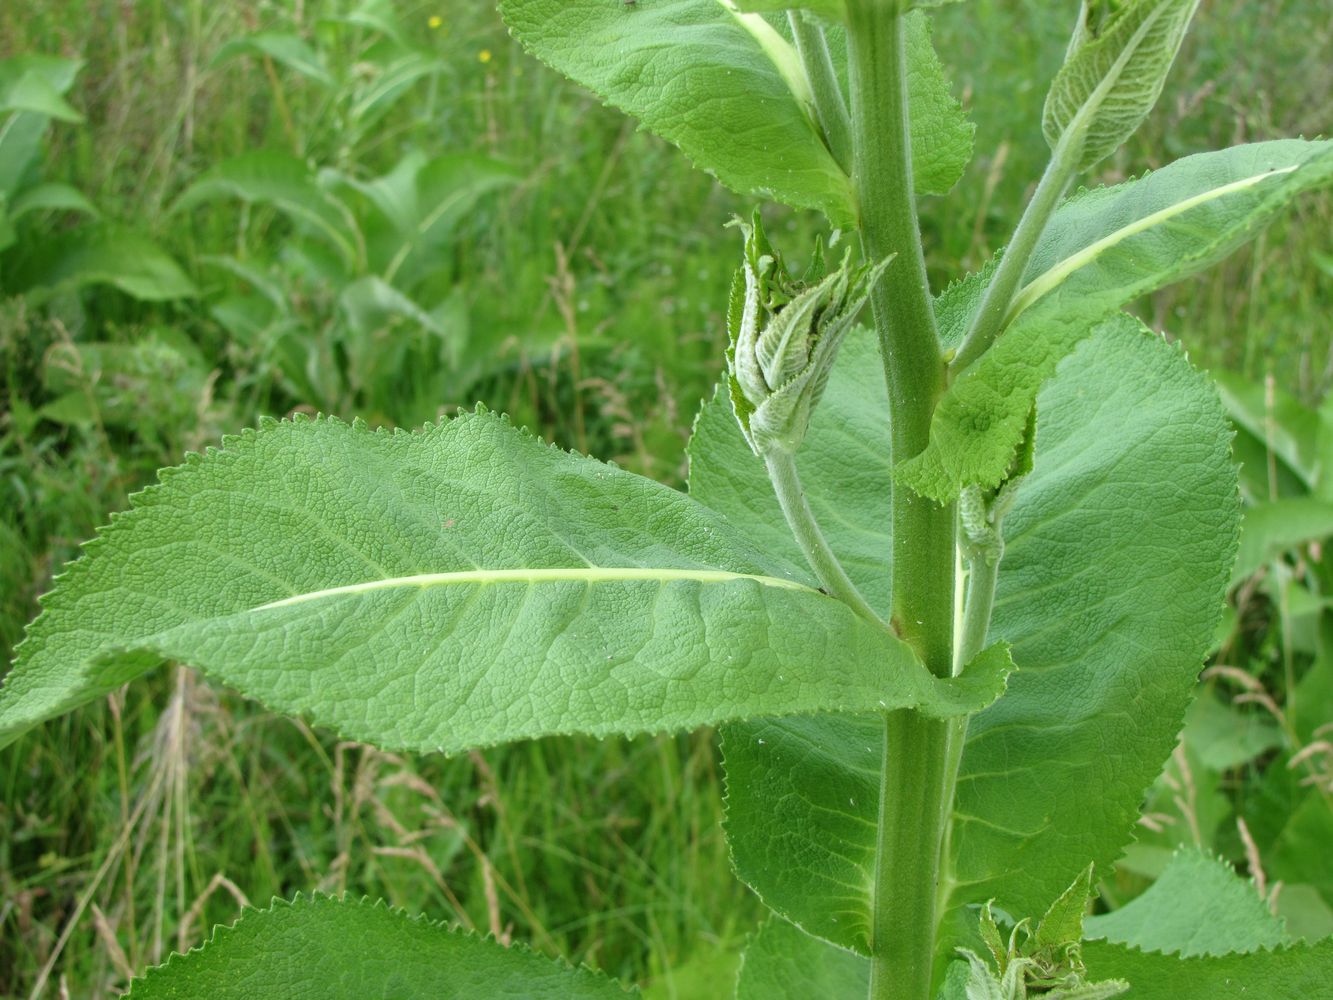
692,317,1238,951
496,2,971,220
735,916,867,1000
1044,0,1199,170
0,412,1011,754
1082,938,1333,998
721,645,1012,950
901,138,1333,503
1084,848,1290,956
127,895,629,999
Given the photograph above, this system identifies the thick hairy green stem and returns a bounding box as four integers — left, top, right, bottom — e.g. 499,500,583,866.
847,4,956,998
764,449,883,626
789,11,853,172
950,153,1075,374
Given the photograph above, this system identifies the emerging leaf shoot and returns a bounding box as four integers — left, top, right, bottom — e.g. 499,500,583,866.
726,211,891,456
1044,0,1201,171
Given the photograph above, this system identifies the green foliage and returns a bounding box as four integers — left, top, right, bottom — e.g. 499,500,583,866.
735,915,867,999
1082,938,1333,999
0,410,1013,754
1085,849,1289,957
699,317,1239,949
902,139,1333,503
178,147,519,424
127,895,630,999
1043,0,1200,170
0,55,192,302
497,2,972,220
3,0,1330,995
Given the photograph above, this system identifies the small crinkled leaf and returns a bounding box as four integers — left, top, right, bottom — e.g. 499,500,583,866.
1085,848,1289,957
903,138,1333,503
0,411,1006,755
1043,0,1199,170
901,10,974,196
126,895,630,999
735,915,868,1000
498,0,852,223
1081,938,1333,999
1035,864,1095,951
692,316,1238,952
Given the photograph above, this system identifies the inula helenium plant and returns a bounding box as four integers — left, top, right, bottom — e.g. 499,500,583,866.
3,1,1332,997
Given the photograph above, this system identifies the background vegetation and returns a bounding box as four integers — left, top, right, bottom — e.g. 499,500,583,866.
0,0,1329,996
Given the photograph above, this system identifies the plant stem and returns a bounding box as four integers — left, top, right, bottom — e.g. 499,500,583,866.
847,5,955,999
950,153,1074,374
789,12,853,173
764,449,883,626
955,551,1000,675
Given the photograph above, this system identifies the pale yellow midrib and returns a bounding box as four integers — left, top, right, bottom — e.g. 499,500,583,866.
256,567,816,610
1006,165,1299,326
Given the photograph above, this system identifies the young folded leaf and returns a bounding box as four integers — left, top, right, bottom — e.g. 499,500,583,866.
727,213,891,456
0,412,1011,755
1043,0,1201,171
125,895,630,999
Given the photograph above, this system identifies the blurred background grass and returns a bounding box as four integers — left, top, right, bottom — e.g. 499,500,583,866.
0,0,1329,996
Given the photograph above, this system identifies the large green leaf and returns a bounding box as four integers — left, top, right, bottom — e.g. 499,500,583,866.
901,138,1333,503
692,316,1238,953
497,3,970,221
127,895,630,999
0,411,1010,754
1084,848,1290,957
735,916,867,999
1082,938,1333,999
